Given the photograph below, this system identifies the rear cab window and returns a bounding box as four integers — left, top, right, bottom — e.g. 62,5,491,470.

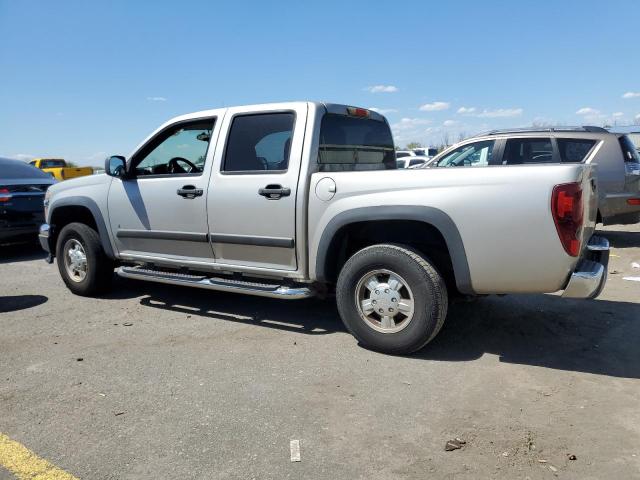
40,160,66,168
318,114,396,171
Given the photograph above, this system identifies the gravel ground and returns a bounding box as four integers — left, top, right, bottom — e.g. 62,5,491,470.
1,224,639,480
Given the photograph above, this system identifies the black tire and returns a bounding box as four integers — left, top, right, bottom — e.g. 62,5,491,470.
55,222,114,296
336,244,448,354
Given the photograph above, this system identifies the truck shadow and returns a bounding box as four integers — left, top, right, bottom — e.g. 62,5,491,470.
417,294,640,379
108,278,345,336
110,278,640,378
0,294,48,313
600,229,640,249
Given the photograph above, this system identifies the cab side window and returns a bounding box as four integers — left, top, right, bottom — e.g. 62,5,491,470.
435,140,495,167
502,138,553,164
223,113,295,173
133,120,215,176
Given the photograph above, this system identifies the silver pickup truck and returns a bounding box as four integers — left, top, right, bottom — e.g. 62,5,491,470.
39,102,610,354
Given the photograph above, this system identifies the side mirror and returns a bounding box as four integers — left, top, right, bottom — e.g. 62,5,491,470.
105,155,126,177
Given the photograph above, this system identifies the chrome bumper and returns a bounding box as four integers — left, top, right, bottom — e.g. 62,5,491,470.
562,235,610,299
38,223,54,263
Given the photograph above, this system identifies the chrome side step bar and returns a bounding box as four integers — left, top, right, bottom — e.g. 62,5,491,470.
116,266,314,300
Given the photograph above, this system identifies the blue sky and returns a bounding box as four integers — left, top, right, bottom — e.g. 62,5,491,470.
1,0,639,166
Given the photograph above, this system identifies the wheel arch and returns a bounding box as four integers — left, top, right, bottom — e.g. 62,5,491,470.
49,196,115,259
314,206,474,295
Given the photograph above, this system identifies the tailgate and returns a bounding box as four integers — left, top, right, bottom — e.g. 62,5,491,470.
61,167,93,179
579,163,598,251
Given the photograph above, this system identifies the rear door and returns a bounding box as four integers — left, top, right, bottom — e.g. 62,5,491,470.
207,103,307,271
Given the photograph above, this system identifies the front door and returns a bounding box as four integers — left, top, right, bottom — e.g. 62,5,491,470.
107,115,221,264
207,103,307,271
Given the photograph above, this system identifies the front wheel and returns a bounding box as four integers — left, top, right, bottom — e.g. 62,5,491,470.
56,222,114,296
336,244,448,354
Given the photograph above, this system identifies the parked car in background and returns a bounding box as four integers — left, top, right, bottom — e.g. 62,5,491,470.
396,155,431,169
426,126,640,225
395,150,416,159
29,158,93,181
40,102,608,354
412,147,438,158
1,157,55,244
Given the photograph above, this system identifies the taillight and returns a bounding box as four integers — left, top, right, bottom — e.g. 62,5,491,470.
627,198,640,206
0,188,11,202
551,182,583,256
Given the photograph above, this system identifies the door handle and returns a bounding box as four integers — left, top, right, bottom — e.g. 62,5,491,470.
258,184,291,200
177,185,203,199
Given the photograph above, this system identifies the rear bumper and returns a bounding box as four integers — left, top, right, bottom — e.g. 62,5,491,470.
562,235,610,299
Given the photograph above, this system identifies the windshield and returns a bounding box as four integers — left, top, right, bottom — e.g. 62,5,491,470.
436,140,495,167
319,114,396,171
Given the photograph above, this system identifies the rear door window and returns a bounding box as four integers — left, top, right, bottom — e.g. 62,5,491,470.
502,138,554,164
557,138,596,163
223,113,294,173
319,114,396,171
619,135,640,163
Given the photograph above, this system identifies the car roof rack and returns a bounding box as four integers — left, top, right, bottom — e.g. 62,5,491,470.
474,126,609,137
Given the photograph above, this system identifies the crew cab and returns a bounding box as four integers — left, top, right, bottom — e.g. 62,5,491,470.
30,158,93,181
39,102,609,354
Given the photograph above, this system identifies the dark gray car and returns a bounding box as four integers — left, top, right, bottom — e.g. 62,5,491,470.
427,126,640,225
0,157,56,243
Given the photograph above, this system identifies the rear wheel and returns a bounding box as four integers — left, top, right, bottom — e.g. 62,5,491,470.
56,222,113,295
336,244,448,354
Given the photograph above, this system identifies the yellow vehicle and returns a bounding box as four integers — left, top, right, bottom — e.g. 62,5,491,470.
29,158,93,181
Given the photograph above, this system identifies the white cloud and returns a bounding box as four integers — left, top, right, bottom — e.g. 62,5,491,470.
576,107,600,115
443,120,459,127
419,101,450,112
365,85,398,93
369,107,398,114
457,106,476,114
10,153,36,162
392,118,432,132
612,112,624,118
147,96,167,102
622,92,640,99
475,108,523,118
636,113,640,121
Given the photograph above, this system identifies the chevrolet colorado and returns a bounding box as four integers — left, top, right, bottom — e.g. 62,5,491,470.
39,102,609,354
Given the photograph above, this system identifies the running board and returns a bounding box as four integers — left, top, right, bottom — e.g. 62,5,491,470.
116,266,314,300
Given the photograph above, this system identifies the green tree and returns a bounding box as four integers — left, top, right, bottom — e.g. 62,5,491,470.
406,142,422,150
